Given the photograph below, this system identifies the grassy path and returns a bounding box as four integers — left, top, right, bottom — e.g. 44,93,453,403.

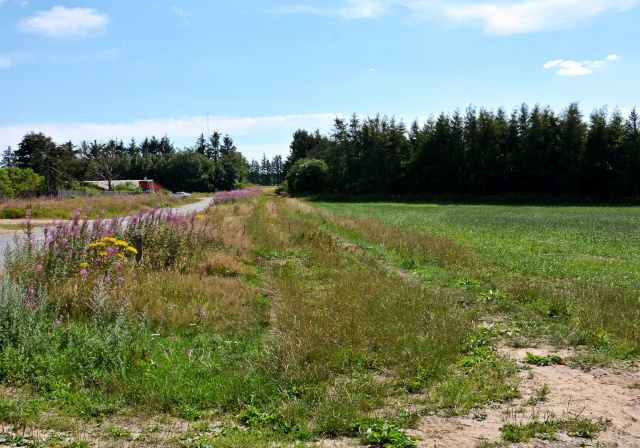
0,191,636,447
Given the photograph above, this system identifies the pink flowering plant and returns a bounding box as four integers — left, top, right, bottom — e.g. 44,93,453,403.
5,201,219,317
211,187,261,204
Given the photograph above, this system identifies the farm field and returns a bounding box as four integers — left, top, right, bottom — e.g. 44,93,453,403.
311,201,640,287
0,190,638,447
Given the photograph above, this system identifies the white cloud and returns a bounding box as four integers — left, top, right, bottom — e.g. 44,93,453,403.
274,0,388,19
0,113,342,160
278,0,639,34
0,55,11,69
368,67,377,73
416,0,640,35
170,6,189,25
19,6,109,38
544,54,621,75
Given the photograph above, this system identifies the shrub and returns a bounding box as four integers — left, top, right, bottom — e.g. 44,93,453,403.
286,158,329,196
0,207,27,219
113,181,141,193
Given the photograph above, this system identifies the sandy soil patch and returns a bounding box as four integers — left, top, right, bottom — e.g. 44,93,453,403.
412,347,640,447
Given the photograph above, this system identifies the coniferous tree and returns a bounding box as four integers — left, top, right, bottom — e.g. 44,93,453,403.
207,131,221,161
1,146,15,167
195,133,207,156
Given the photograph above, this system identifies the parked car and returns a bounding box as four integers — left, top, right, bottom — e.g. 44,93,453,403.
174,192,190,197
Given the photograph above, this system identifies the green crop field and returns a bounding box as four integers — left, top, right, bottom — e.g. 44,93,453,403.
0,191,637,447
312,201,640,286
309,200,640,359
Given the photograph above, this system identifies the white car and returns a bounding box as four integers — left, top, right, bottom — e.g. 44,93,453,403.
174,192,190,197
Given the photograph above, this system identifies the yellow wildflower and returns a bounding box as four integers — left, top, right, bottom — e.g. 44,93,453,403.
98,251,108,257
89,242,106,248
196,214,204,220
115,240,129,247
125,246,138,255
79,262,89,268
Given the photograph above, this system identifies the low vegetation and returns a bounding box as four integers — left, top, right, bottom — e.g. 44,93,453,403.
0,194,195,221
0,190,635,446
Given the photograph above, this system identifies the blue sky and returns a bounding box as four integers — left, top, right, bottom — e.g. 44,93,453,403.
1,0,638,161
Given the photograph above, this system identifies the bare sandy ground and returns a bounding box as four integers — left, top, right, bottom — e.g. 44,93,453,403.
413,347,640,448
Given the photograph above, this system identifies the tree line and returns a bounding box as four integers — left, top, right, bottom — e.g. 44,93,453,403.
1,131,251,196
284,103,640,199
248,154,284,186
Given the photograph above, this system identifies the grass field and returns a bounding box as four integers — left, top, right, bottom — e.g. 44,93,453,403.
311,202,640,286
0,191,637,447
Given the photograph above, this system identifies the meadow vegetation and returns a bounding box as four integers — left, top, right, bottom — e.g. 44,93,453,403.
0,194,196,221
0,189,636,446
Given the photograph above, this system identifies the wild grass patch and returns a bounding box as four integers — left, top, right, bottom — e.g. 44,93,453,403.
3,192,637,445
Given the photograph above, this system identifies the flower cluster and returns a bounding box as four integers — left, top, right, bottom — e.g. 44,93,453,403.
211,188,261,204
66,236,140,315
88,236,138,263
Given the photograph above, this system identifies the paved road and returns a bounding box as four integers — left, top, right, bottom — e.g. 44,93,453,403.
0,196,212,269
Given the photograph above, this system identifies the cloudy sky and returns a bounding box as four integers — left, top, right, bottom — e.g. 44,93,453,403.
0,0,638,161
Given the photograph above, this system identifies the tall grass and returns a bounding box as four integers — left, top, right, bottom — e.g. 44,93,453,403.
310,200,640,357
0,274,150,406
5,205,219,319
247,196,476,433
0,193,277,423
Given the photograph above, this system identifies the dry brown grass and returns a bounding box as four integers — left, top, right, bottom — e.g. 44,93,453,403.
207,201,256,261
252,198,470,384
123,198,263,333
43,196,263,332
129,272,257,333
284,198,478,270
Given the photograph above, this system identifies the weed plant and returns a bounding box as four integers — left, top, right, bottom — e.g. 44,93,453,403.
1,193,280,430
4,205,219,319
211,187,262,204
